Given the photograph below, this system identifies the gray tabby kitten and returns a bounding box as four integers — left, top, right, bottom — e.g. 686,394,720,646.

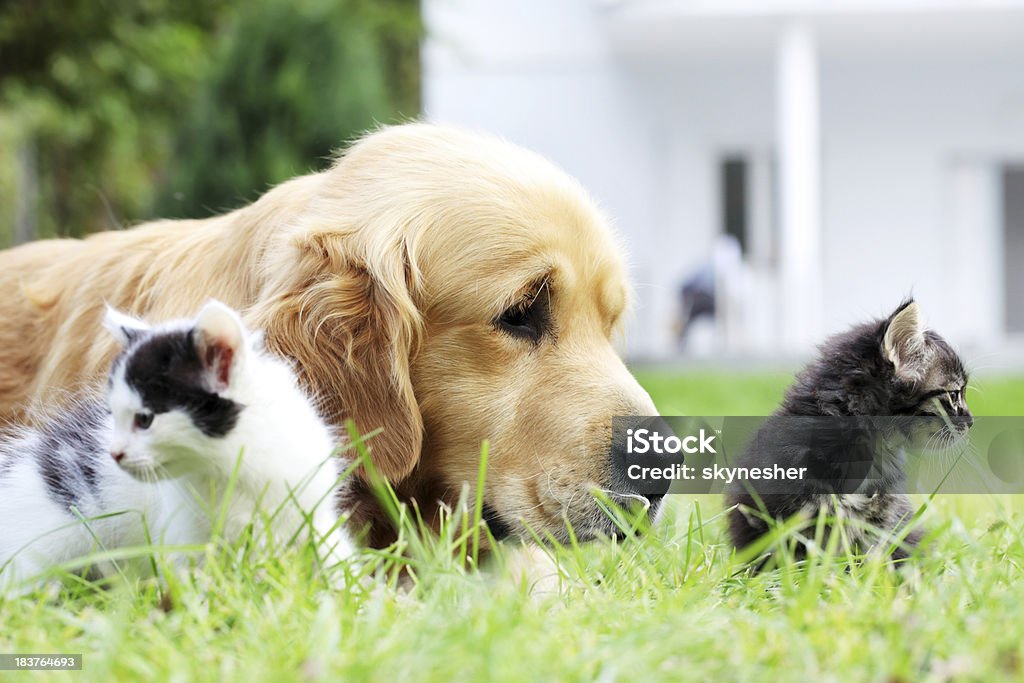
726,300,972,563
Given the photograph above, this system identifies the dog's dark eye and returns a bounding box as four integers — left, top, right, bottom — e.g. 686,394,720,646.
497,303,542,343
496,284,551,344
133,412,154,431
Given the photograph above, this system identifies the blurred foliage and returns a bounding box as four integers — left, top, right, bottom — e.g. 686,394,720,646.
0,0,229,240
157,0,421,218
0,0,421,245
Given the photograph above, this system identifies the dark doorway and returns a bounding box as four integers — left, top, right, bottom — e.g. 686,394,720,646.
721,156,748,254
1004,167,1024,333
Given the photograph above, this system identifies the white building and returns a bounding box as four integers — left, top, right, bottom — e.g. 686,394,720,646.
422,0,1024,360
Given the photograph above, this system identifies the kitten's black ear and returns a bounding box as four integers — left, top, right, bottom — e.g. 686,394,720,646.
194,300,247,392
883,300,926,377
102,305,150,346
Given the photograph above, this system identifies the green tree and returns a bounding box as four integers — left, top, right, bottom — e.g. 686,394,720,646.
0,0,230,242
156,0,421,219
0,0,421,244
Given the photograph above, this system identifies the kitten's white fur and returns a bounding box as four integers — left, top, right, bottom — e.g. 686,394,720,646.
0,300,355,593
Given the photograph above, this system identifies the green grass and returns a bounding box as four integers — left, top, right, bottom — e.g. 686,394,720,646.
633,368,1024,416
2,373,1024,682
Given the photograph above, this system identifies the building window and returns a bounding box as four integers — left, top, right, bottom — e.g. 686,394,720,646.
1004,166,1024,333
721,156,749,254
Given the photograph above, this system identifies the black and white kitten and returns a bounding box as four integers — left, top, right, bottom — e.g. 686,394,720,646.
0,300,354,592
726,300,972,562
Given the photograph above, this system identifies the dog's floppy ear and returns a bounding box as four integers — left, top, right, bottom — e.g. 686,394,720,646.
253,231,423,482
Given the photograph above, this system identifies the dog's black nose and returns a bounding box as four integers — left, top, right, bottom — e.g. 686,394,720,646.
645,493,665,514
609,416,676,500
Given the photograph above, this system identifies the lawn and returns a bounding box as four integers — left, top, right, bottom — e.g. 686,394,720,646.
1,372,1023,682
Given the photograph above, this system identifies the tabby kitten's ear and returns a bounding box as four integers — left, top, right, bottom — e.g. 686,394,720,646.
882,300,926,378
103,305,150,346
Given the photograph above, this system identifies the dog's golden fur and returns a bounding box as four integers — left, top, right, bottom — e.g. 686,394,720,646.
0,123,658,546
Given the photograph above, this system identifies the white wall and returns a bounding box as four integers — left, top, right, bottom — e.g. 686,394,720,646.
820,57,1024,344
423,0,1024,358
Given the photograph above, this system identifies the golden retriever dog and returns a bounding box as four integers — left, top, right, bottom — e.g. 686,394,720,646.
0,123,660,548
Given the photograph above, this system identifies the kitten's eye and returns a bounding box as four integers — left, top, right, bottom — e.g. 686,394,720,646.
133,412,154,431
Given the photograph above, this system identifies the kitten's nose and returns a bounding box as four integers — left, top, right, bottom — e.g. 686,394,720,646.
111,451,125,463
954,412,974,431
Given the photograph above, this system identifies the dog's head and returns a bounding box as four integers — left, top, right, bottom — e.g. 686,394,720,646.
254,124,660,544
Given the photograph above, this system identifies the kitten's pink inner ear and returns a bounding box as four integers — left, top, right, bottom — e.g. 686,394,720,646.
194,300,246,392
884,302,926,375
202,338,234,390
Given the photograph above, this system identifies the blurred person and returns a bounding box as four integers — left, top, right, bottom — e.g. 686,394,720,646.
675,234,745,350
